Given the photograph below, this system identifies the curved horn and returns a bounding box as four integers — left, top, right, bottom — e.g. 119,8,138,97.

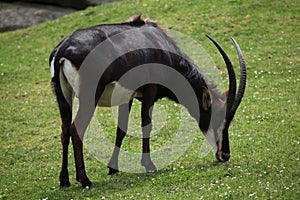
227,37,247,120
206,35,237,116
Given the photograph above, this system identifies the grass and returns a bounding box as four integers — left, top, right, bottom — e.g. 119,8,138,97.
0,0,299,199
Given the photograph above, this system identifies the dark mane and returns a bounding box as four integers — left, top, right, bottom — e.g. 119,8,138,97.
121,14,158,27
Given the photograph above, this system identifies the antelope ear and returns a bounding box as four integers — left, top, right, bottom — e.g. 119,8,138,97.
214,89,228,108
202,88,212,111
221,89,229,101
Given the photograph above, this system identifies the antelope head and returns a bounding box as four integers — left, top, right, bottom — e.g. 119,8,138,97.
206,36,247,162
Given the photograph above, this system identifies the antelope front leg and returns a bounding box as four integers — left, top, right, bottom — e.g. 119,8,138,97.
141,138,157,172
141,85,157,172
108,100,133,175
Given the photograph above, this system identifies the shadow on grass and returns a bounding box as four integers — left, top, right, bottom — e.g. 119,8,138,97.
44,158,230,198
48,171,163,197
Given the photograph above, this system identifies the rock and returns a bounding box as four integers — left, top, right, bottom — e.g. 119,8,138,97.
5,0,90,9
1,0,117,9
0,2,76,32
0,0,120,32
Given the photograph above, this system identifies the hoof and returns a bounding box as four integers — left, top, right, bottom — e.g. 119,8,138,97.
141,160,157,173
59,171,71,188
145,164,157,173
59,180,71,188
80,178,92,188
108,167,119,175
76,174,92,188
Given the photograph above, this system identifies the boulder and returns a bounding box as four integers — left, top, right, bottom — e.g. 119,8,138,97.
0,0,119,32
1,0,114,9
0,2,75,32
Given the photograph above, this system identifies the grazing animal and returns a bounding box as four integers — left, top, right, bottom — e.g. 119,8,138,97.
50,15,246,188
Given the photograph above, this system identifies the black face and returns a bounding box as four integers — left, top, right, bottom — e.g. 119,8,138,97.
216,124,231,162
204,120,230,162
202,96,231,162
204,36,246,162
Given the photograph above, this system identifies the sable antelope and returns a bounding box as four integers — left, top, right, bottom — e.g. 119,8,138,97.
50,15,246,188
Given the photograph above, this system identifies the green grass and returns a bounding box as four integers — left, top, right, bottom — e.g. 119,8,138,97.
0,0,299,199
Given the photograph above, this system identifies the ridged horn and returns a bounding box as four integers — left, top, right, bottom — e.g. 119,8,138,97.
227,37,247,120
206,35,237,116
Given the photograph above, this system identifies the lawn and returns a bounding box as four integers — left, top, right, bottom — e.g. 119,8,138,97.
0,0,299,199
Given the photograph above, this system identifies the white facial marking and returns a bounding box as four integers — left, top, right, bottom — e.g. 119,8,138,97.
218,153,225,162
205,129,218,154
217,126,224,152
50,57,55,78
205,121,225,156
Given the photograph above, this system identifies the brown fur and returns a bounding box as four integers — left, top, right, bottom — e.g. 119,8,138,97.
202,88,212,111
122,14,158,27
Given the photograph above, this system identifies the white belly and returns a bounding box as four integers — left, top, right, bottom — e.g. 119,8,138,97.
60,57,141,107
98,81,141,107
